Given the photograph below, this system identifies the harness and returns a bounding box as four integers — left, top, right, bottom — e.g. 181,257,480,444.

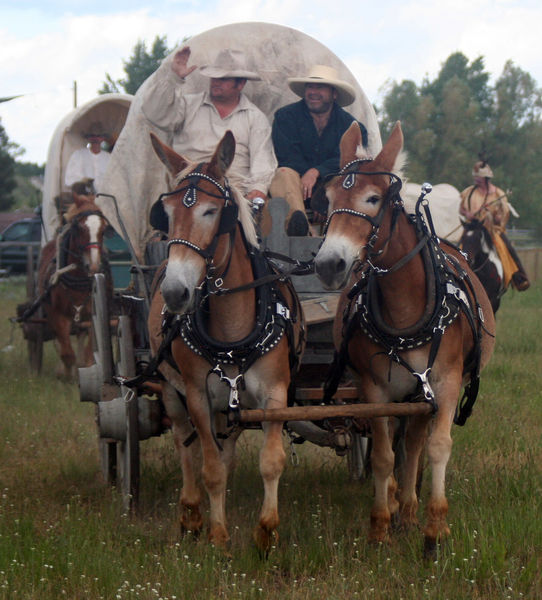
120,167,305,446
322,164,489,425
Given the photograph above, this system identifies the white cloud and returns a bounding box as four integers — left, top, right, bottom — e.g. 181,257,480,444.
2,1,542,164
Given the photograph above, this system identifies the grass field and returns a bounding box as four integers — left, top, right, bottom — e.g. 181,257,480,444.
0,278,541,599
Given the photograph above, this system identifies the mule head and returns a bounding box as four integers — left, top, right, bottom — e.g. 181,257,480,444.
150,131,239,314
314,121,406,289
64,193,107,275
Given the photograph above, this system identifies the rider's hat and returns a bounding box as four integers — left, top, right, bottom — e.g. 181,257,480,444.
472,160,494,178
199,49,261,80
287,65,356,107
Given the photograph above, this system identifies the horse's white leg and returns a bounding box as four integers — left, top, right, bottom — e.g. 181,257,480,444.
369,415,396,543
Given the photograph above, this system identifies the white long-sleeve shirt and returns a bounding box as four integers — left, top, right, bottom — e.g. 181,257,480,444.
141,69,277,196
64,146,111,191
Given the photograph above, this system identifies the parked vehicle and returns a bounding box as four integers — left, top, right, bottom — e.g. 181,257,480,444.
0,215,41,274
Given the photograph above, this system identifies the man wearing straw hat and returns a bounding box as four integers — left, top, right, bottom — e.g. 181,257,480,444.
270,65,368,236
64,120,111,192
460,159,530,291
141,46,276,204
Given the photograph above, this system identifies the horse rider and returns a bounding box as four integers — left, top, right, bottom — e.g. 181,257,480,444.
141,46,276,217
64,121,111,193
460,160,530,291
270,64,369,236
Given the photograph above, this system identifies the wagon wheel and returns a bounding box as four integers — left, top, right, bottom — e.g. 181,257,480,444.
27,306,44,375
114,315,140,511
90,273,117,486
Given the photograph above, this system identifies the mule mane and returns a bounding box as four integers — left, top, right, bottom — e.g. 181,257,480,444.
354,145,407,185
173,161,258,248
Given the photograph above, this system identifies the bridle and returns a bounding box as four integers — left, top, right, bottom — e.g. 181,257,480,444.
60,210,106,268
161,165,239,286
323,159,405,270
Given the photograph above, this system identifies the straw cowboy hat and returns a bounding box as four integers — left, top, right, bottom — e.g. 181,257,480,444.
472,160,494,178
199,49,261,80
83,121,108,139
288,65,357,107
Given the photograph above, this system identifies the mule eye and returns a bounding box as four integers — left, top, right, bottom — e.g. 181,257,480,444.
367,195,380,205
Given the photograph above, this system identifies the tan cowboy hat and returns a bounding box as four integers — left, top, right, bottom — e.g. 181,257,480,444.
83,121,108,139
472,160,494,178
287,65,357,107
199,49,261,80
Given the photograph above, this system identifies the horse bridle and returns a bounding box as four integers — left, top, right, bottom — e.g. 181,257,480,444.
61,210,106,267
162,166,239,283
323,160,404,268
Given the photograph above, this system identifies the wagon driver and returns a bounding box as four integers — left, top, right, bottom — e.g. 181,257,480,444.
460,160,530,291
141,46,276,212
270,65,368,236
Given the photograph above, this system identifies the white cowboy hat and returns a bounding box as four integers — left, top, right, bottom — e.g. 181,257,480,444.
287,65,357,107
199,49,261,80
472,161,494,178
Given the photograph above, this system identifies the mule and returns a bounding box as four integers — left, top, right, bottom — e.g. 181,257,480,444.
314,121,495,556
147,131,304,553
37,188,110,379
460,219,505,314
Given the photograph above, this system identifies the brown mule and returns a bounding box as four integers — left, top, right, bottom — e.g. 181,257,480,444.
147,131,305,553
314,121,495,556
37,189,110,380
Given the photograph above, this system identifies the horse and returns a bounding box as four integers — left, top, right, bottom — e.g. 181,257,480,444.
460,219,505,314
146,130,305,553
313,121,495,557
402,182,462,243
37,185,110,380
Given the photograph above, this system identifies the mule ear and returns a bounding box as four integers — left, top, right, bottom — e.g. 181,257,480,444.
339,122,362,168
374,121,404,172
150,132,189,176
208,130,236,178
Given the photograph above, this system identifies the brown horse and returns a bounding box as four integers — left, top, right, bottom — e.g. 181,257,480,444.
147,131,304,553
314,122,495,556
37,188,109,379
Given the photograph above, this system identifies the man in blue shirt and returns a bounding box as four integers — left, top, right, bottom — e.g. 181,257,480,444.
270,65,368,235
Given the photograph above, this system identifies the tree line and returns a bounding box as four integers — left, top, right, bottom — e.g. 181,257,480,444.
2,38,541,236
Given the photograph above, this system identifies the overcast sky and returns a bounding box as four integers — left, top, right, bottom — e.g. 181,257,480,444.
2,0,542,164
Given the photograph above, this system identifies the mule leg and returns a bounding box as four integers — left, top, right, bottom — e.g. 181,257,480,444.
186,392,231,549
162,384,203,535
423,400,456,557
52,315,76,380
397,414,431,529
253,420,286,554
369,416,396,543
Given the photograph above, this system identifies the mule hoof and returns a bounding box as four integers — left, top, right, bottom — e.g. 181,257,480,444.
253,526,278,558
423,536,437,561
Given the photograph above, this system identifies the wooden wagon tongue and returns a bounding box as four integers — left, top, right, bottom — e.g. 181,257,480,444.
234,401,432,424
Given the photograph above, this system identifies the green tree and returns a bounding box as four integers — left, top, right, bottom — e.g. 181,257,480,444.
0,120,17,211
99,36,173,95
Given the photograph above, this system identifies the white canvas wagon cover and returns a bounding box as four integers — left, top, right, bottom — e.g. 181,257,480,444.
95,21,382,259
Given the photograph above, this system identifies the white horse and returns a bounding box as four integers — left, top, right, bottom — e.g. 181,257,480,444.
402,183,462,243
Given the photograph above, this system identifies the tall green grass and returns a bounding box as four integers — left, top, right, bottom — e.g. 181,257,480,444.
0,278,540,599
